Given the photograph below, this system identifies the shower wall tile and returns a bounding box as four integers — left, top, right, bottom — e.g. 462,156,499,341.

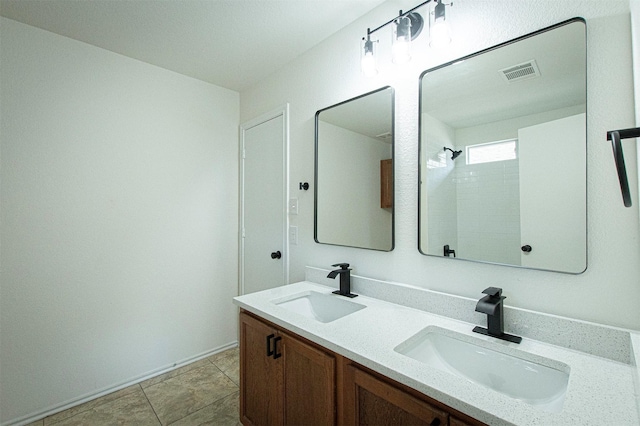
456,159,520,264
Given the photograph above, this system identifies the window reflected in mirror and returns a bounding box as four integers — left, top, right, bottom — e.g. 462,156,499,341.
419,19,586,273
315,86,394,251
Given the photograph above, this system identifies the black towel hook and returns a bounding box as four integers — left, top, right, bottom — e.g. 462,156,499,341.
606,127,640,208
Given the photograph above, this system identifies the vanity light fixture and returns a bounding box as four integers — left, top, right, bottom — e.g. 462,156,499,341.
429,0,453,48
361,31,378,76
392,14,413,64
361,0,453,76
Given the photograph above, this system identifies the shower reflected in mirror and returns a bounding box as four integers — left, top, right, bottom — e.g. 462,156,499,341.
419,18,587,274
444,146,462,160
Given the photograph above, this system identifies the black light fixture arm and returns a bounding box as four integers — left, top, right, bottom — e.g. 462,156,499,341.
606,127,640,208
366,0,434,36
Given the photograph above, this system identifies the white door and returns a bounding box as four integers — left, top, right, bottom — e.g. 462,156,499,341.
240,105,289,295
518,113,586,273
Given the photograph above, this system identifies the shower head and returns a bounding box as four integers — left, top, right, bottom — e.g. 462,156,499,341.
444,146,463,161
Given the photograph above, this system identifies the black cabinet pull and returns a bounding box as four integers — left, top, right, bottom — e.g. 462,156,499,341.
521,245,532,252
273,336,282,359
429,418,441,426
271,251,282,259
266,334,275,357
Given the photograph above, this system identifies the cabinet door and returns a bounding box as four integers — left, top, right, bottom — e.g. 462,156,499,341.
450,417,475,426
282,333,336,425
344,365,447,426
239,312,283,426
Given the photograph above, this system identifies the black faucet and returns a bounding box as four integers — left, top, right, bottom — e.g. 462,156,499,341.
327,263,358,298
472,287,522,343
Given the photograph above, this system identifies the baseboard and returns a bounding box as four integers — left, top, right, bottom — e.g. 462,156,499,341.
4,341,238,426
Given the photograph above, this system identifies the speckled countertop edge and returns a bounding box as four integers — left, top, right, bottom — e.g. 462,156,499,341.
631,333,640,419
234,281,640,426
305,266,633,364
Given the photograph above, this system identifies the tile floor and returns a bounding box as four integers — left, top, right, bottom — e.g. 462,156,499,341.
27,347,241,426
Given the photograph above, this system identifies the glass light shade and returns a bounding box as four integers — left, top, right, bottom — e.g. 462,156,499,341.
430,17,451,48
361,37,378,77
392,16,412,64
430,1,451,48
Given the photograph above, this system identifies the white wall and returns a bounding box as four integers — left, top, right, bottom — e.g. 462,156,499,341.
518,114,587,272
316,122,392,249
240,0,640,330
455,105,586,147
0,18,239,424
633,0,640,206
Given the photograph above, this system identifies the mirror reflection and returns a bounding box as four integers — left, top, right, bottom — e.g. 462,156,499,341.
315,86,394,251
419,19,586,273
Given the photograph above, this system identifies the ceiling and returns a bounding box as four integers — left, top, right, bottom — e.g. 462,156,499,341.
0,0,387,92
319,87,393,141
421,20,586,129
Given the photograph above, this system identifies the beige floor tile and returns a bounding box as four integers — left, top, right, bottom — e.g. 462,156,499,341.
143,364,238,425
140,358,212,389
207,347,239,385
207,347,238,365
43,384,141,425
170,391,240,426
45,388,160,426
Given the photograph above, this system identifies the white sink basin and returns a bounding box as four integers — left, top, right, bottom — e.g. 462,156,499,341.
272,291,365,323
394,326,570,412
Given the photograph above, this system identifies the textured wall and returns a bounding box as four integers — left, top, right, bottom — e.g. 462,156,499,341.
241,0,639,330
633,0,640,209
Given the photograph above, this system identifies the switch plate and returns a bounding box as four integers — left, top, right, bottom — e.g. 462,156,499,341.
289,226,298,245
289,198,298,215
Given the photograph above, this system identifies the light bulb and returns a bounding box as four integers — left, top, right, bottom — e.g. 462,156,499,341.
392,39,411,64
361,52,377,77
430,1,452,48
392,15,412,64
361,35,378,77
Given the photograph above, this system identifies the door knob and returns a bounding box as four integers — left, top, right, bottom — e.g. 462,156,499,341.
271,251,282,259
521,245,532,252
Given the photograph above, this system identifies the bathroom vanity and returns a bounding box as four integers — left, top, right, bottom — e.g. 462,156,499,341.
234,272,640,425
239,310,481,425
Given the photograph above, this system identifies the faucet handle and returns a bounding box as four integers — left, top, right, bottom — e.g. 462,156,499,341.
331,263,350,270
482,287,503,298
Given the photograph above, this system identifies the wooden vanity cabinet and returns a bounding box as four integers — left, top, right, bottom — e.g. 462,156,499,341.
240,311,336,426
340,360,483,426
342,363,447,425
240,311,484,426
240,312,283,425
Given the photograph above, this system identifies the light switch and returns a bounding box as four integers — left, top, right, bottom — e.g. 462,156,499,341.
289,226,298,245
289,198,298,215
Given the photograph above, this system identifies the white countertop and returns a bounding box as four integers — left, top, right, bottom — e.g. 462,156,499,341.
234,281,640,426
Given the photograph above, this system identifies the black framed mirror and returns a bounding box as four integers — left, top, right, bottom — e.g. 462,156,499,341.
315,86,395,251
419,19,587,273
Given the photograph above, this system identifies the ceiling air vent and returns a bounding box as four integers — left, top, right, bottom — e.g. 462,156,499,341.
376,131,393,142
499,60,541,83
